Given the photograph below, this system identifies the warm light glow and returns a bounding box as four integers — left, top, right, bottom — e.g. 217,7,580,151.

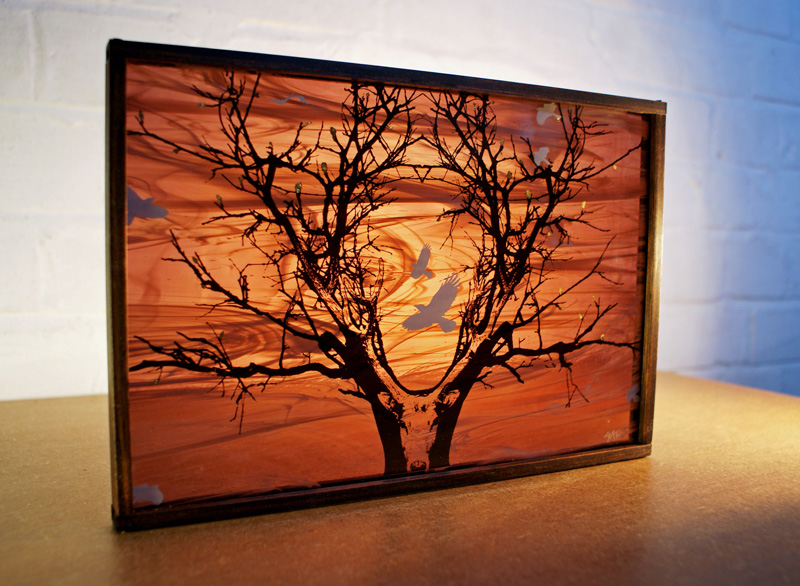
124,62,650,505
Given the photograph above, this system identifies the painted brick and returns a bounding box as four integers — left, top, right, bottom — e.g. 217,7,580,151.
224,0,379,34
0,6,35,101
0,104,104,215
487,4,605,92
0,313,107,400
233,1,597,92
660,227,725,304
661,159,706,230
680,361,800,395
794,2,800,43
645,0,722,22
759,169,800,233
0,210,105,318
722,232,791,300
37,213,106,315
656,304,700,371
664,94,713,164
714,300,751,366
683,27,757,98
383,0,498,59
586,11,687,93
447,1,596,85
677,365,724,382
785,234,800,294
33,7,183,106
778,364,800,397
590,13,756,98
750,302,800,363
657,300,749,371
753,40,800,107
777,108,800,169
697,162,771,232
232,18,370,66
722,1,793,39
715,365,783,394
0,214,40,313
710,99,782,169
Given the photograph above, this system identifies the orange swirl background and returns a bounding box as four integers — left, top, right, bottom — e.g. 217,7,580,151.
124,62,650,505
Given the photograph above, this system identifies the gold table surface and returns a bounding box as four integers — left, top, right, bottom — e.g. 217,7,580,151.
2,372,799,585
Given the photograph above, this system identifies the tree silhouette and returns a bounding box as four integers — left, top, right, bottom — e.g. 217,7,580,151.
128,71,643,476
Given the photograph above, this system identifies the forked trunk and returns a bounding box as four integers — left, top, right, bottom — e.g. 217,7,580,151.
427,388,470,469
366,385,470,475
350,343,475,475
367,398,408,475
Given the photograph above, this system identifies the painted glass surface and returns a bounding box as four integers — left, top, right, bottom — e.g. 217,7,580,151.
124,61,649,507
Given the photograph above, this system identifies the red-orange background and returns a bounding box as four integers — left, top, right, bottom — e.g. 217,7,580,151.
125,62,649,505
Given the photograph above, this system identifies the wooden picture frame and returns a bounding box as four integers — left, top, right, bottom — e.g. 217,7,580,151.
107,39,664,531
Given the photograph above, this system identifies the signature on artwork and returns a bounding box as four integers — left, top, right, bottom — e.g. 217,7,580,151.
604,428,628,443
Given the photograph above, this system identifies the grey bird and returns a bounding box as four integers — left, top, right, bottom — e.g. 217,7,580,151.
132,483,163,506
402,274,459,333
410,243,434,279
127,186,168,225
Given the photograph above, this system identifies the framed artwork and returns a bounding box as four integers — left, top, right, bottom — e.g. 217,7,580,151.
107,40,664,530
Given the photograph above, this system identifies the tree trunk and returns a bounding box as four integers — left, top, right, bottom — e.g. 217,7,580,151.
348,342,475,476
366,385,469,475
367,394,441,475
367,398,409,475
428,389,470,469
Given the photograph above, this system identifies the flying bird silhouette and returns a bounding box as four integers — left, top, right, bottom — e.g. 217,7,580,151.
536,103,561,125
126,186,168,225
133,483,163,506
402,274,459,333
410,244,434,279
533,146,551,167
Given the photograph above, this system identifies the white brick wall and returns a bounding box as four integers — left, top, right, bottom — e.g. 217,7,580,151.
1,0,799,399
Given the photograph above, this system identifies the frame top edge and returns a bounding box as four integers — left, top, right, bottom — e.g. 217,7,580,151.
106,39,666,116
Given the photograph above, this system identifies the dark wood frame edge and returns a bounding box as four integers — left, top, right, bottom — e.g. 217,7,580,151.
113,444,652,531
106,39,665,531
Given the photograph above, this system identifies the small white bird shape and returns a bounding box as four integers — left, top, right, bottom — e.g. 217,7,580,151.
533,146,551,167
536,103,561,125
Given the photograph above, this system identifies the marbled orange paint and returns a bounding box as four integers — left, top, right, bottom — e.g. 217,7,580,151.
124,61,649,506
